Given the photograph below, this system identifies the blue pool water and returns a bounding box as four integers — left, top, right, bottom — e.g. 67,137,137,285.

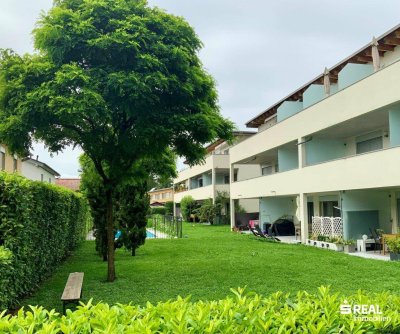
146,230,156,239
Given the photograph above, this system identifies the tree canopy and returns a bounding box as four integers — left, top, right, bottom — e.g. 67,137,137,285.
0,0,234,281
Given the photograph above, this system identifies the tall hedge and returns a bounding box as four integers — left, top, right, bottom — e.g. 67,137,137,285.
0,172,91,310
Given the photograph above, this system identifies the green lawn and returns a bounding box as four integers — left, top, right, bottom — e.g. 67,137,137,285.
24,223,400,311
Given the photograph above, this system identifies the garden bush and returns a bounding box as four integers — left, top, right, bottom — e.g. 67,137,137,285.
150,207,166,215
0,172,91,310
180,195,196,221
164,201,174,215
1,287,400,333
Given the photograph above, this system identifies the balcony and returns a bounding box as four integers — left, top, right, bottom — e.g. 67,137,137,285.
174,154,230,183
174,184,214,203
230,59,400,164
230,146,400,199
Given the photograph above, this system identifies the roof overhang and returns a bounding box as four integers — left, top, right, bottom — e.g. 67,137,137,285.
245,23,400,128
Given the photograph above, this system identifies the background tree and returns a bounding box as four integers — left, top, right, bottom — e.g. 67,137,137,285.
195,199,216,224
180,195,196,221
0,0,233,281
80,152,174,259
115,182,149,257
164,201,174,215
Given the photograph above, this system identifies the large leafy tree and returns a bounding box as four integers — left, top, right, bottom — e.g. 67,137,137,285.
0,0,233,281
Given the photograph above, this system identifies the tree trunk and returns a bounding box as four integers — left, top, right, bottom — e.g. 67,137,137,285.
131,247,136,256
106,187,116,281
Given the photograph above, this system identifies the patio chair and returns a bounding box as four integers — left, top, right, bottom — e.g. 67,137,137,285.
369,228,382,253
250,227,262,238
254,225,280,242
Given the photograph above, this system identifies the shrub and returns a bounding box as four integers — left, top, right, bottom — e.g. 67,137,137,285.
164,201,174,215
195,198,216,223
0,172,91,310
386,236,400,254
180,195,195,221
150,207,166,215
1,287,400,332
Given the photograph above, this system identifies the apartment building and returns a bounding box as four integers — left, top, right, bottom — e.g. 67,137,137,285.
173,132,257,216
229,24,400,243
149,187,174,206
0,144,21,173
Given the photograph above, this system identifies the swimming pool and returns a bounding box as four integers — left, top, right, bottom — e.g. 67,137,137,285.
146,230,156,239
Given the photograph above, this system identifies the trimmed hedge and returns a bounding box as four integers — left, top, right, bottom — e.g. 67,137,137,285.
1,287,399,333
0,172,91,310
150,207,166,215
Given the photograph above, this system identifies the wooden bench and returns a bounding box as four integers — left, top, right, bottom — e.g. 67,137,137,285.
61,272,84,314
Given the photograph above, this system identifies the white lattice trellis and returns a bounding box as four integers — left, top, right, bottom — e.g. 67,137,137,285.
312,216,343,238
332,217,343,237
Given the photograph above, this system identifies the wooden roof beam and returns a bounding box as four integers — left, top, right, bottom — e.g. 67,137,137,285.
377,44,395,52
383,37,400,46
355,55,373,63
393,31,400,38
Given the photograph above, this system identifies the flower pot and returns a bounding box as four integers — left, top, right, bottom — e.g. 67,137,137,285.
389,252,400,261
344,244,356,253
326,242,343,252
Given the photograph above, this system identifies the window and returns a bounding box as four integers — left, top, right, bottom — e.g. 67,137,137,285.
13,158,17,172
224,175,230,184
234,173,238,182
262,166,273,176
41,174,44,182
49,178,52,183
356,136,383,154
0,152,5,171
198,178,203,187
224,149,229,155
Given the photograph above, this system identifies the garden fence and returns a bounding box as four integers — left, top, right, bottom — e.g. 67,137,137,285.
148,215,183,239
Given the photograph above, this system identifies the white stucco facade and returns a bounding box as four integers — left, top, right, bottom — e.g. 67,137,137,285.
21,159,60,184
229,26,400,242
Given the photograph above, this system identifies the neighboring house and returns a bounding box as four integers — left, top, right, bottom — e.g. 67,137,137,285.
148,187,174,206
21,157,60,183
173,131,258,217
55,178,81,192
229,24,400,243
0,144,21,173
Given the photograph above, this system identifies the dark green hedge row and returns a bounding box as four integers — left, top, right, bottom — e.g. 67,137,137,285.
1,287,399,333
0,172,91,310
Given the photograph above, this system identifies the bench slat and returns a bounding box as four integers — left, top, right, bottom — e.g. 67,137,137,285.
61,272,84,301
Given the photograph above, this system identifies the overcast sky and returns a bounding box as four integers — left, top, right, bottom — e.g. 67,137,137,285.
1,0,400,176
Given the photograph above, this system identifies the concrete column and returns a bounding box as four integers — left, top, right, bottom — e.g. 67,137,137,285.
173,201,177,217
390,191,398,233
299,193,309,243
211,168,216,203
298,137,306,168
230,198,235,230
313,196,320,216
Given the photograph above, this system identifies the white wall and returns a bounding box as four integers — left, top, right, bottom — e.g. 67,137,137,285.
21,161,56,183
238,198,259,213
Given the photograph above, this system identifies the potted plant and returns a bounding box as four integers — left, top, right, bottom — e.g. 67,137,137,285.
342,239,356,253
386,236,400,261
326,236,344,252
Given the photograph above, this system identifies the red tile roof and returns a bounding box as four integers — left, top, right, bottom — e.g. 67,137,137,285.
56,178,81,191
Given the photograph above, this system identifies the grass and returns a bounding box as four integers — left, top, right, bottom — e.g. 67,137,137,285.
23,223,400,311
